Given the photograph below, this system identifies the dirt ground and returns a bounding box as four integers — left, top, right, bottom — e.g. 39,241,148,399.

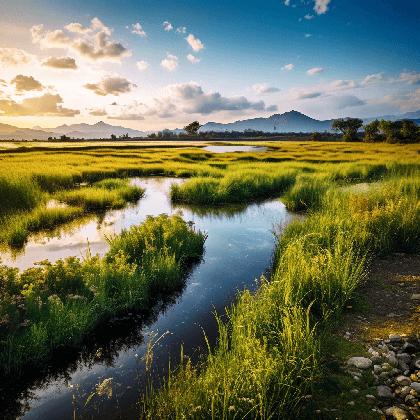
337,253,420,344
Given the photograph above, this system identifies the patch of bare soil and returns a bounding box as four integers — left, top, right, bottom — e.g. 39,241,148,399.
338,253,420,343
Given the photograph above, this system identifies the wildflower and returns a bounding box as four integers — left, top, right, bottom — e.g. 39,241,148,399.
96,377,113,399
228,406,235,411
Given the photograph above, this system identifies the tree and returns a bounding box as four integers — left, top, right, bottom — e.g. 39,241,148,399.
183,121,201,136
331,118,363,142
310,131,322,141
363,119,383,142
111,134,117,140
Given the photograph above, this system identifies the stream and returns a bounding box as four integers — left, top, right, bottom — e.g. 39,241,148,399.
1,176,297,420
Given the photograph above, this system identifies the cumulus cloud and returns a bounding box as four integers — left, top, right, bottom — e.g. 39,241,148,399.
160,53,178,71
83,75,137,96
252,83,280,95
282,63,294,70
304,14,315,19
362,73,383,84
0,93,80,117
167,82,267,115
369,89,420,113
330,79,358,89
163,21,173,31
108,113,145,120
31,18,131,62
185,34,204,52
187,54,201,63
266,104,279,112
397,72,420,85
143,98,178,118
131,23,146,37
284,0,290,5
11,75,44,92
305,33,312,37
295,91,323,99
137,60,150,70
0,48,35,68
307,67,325,75
176,27,187,34
335,95,366,109
89,108,107,116
313,0,331,15
41,56,78,69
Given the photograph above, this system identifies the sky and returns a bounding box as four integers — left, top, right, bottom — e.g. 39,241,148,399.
0,0,419,131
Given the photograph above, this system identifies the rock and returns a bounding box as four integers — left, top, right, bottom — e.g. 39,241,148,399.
396,376,412,386
347,357,373,369
374,365,383,374
392,407,410,420
350,389,359,394
402,342,417,353
377,385,394,399
405,395,418,406
389,334,403,343
380,371,390,380
411,382,420,393
397,353,412,364
387,355,399,367
410,294,420,300
414,359,420,370
401,386,412,397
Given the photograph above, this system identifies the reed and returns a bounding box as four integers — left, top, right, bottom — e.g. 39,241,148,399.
0,214,206,375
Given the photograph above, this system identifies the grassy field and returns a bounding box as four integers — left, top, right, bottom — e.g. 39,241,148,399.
1,141,420,418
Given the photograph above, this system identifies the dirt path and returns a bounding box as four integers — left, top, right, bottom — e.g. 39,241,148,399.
338,253,420,344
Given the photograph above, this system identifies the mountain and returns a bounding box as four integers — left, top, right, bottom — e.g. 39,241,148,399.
199,110,335,133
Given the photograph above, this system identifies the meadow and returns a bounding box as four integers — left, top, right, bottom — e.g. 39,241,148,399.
1,140,420,418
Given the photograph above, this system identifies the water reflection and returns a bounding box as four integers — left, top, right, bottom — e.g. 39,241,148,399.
203,145,266,153
0,177,297,420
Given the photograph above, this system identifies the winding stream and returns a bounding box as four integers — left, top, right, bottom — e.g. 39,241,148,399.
1,177,297,420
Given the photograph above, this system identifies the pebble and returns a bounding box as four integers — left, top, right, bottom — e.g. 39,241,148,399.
347,356,372,369
377,385,394,399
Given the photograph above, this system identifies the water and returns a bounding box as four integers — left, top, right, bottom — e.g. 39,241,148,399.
1,177,297,420
202,145,266,153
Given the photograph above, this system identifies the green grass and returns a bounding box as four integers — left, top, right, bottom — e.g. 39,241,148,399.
0,214,206,376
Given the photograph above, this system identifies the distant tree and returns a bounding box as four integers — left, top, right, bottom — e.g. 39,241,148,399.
363,119,383,142
60,134,70,141
183,121,201,136
378,119,420,143
331,118,363,142
310,131,322,141
111,134,117,140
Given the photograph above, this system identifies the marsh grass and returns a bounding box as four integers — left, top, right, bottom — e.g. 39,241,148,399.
56,178,144,211
0,214,206,376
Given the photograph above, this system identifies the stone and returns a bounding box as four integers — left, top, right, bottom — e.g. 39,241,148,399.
387,355,399,367
411,382,420,393
392,407,410,420
410,294,420,300
414,359,420,370
402,342,416,353
389,334,403,343
347,357,373,369
405,395,418,406
374,365,383,374
350,389,359,394
396,376,412,386
397,353,412,364
401,386,412,397
377,385,394,399
380,371,390,379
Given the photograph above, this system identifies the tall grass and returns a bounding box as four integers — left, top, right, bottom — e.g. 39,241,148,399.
171,169,297,205
0,214,206,376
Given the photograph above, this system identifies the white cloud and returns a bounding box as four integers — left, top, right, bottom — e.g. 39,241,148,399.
313,0,331,15
163,21,173,31
176,27,187,34
0,93,80,117
31,18,131,62
304,14,315,19
0,48,35,68
187,54,201,63
370,89,420,113
83,75,137,96
89,108,107,116
41,56,78,69
307,67,325,75
131,23,146,37
252,83,280,95
362,73,383,84
167,82,268,115
160,53,178,71
11,75,44,91
396,72,420,85
185,34,204,52
108,113,145,120
282,63,294,70
305,33,312,37
137,60,150,70
334,95,366,109
143,98,178,118
284,0,290,5
295,91,323,99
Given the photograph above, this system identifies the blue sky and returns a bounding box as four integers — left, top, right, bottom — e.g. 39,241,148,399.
0,0,419,131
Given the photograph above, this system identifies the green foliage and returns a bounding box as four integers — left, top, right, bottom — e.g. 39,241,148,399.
377,119,420,143
0,214,206,375
363,119,384,143
331,118,363,142
310,131,322,141
183,121,201,136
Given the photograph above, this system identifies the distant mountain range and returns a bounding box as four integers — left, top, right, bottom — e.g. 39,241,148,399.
0,110,419,140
